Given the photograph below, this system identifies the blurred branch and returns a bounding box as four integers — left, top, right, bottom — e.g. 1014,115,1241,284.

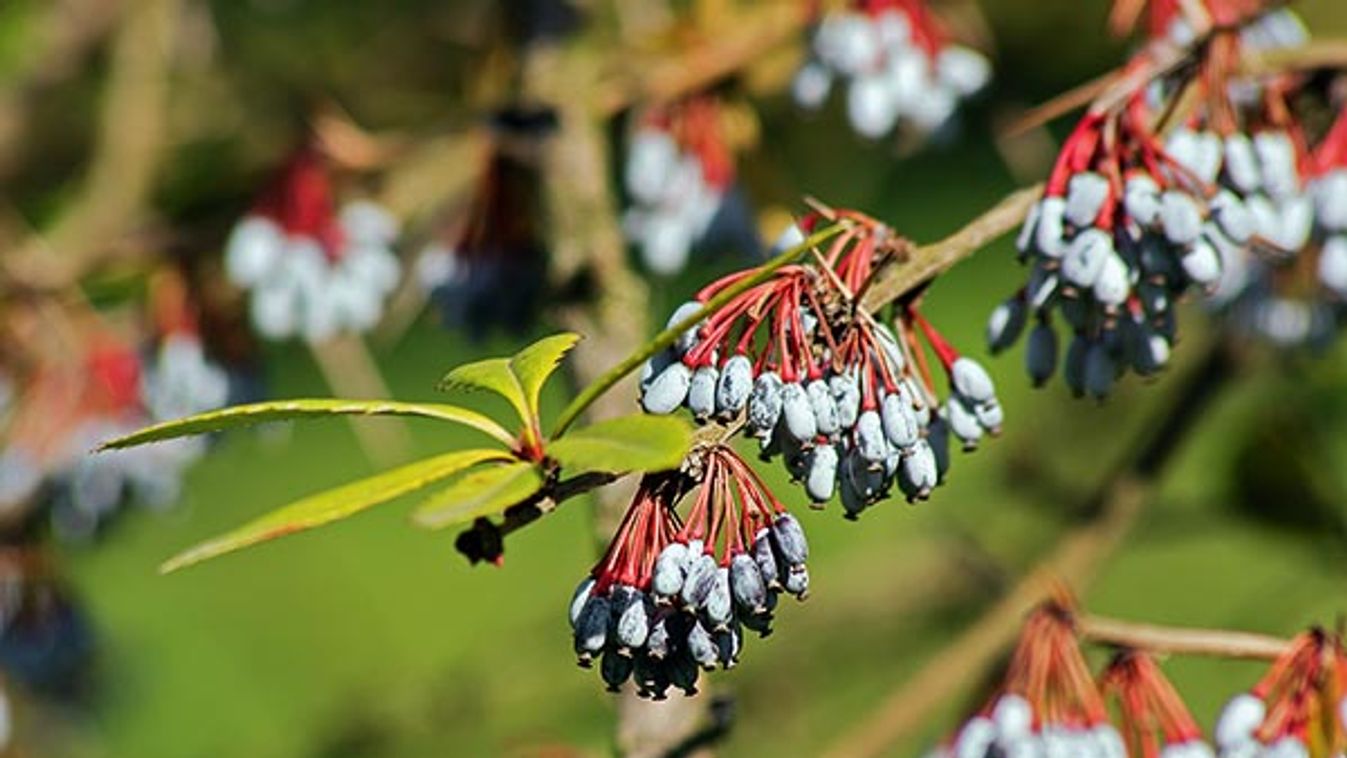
2,0,177,293
860,185,1042,312
1076,614,1291,661
821,338,1239,758
0,0,124,182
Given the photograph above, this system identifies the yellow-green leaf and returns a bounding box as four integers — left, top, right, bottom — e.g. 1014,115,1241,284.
437,334,580,434
437,357,531,431
547,414,692,476
160,448,511,574
412,461,544,531
510,333,580,420
99,399,515,451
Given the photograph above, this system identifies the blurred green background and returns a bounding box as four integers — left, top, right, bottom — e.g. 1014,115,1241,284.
6,0,1347,756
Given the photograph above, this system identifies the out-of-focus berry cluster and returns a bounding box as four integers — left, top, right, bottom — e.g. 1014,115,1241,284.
225,147,401,344
793,0,990,139
0,321,228,541
622,96,742,276
931,604,1129,758
641,210,1001,516
988,2,1347,398
1213,629,1347,758
568,449,809,699
417,145,548,338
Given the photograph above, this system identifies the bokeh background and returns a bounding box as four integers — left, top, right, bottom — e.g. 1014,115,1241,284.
5,0,1347,756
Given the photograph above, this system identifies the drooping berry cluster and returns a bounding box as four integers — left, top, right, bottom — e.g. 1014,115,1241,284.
1100,651,1215,758
225,147,401,343
568,448,809,698
642,211,1001,516
988,3,1337,396
932,604,1127,758
622,96,737,276
793,0,990,139
1214,629,1347,758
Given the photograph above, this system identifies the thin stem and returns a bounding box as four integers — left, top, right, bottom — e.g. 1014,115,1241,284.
1077,614,1292,661
550,223,848,437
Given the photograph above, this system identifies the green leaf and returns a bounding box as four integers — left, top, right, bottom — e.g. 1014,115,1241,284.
437,333,580,437
160,448,511,574
437,358,530,429
411,461,544,531
510,333,580,420
547,414,693,476
99,399,517,451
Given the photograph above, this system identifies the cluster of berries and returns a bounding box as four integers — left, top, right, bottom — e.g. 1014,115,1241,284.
989,3,1341,397
0,324,227,541
793,0,990,139
1214,629,1347,758
568,449,808,698
1100,651,1215,758
641,211,1001,515
622,97,736,276
931,605,1129,758
225,148,401,344
417,146,547,338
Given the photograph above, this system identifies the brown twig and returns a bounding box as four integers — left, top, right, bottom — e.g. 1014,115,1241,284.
821,338,1238,758
1076,614,1292,661
859,184,1043,312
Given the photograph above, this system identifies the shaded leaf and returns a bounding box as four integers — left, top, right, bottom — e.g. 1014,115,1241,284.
160,448,511,573
548,414,692,476
412,461,544,531
510,333,580,420
100,399,516,451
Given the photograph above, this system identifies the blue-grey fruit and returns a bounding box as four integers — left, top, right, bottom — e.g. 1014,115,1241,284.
781,382,817,442
807,379,841,436
855,409,889,463
752,530,780,589
945,395,983,450
730,553,768,614
687,366,719,421
1064,334,1088,397
783,565,810,598
641,362,692,414
881,393,919,449
951,357,996,404
681,553,719,608
1084,340,1116,400
573,594,610,665
615,588,651,650
987,296,1027,354
1065,171,1110,228
804,444,839,503
704,567,733,629
748,371,784,437
668,301,703,356
646,614,671,659
687,621,718,670
715,355,753,418
830,373,862,429
652,542,689,600
569,577,596,629
770,513,809,565
601,647,633,691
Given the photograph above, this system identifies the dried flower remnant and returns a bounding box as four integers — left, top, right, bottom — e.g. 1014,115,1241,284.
794,0,991,139
224,147,401,343
568,448,809,698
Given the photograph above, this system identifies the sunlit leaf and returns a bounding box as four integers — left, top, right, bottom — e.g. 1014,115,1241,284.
510,333,580,420
99,399,516,451
547,414,692,475
411,461,544,531
160,448,511,574
437,358,531,431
